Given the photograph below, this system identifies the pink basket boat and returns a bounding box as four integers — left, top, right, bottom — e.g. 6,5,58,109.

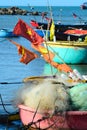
18,104,87,130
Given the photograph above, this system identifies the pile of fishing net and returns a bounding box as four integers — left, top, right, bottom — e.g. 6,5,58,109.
13,78,70,115
13,77,87,115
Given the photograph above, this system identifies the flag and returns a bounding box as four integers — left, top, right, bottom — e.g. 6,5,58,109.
42,52,72,72
17,45,38,64
41,12,45,19
45,17,51,22
32,44,72,73
58,64,73,73
32,44,58,68
42,51,55,63
50,20,55,41
73,13,77,18
32,44,48,54
7,39,38,64
13,19,44,45
32,44,55,62
30,20,39,28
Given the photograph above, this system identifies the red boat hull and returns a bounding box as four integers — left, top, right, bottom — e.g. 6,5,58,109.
18,104,87,130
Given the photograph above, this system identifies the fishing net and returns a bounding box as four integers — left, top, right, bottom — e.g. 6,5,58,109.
69,83,87,110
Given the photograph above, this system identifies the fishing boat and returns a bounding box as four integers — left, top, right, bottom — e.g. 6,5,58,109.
0,28,17,38
9,18,87,65
36,22,87,41
35,28,87,41
81,2,87,9
43,40,87,64
30,20,87,64
30,19,87,41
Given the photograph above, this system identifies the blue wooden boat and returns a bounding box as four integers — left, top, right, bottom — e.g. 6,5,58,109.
44,41,87,64
0,28,17,38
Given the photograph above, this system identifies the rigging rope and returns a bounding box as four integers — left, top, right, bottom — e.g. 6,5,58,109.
0,81,23,84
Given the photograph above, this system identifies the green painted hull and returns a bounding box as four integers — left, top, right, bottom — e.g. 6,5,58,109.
45,41,87,64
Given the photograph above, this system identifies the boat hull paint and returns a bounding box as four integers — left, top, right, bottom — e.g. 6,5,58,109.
44,41,87,64
18,104,68,129
18,104,87,130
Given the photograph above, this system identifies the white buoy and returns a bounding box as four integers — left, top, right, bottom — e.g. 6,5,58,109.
73,69,83,80
53,35,56,42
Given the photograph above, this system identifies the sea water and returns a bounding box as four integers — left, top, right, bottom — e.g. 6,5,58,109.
0,6,87,129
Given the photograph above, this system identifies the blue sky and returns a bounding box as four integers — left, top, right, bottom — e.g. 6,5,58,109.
0,0,85,6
